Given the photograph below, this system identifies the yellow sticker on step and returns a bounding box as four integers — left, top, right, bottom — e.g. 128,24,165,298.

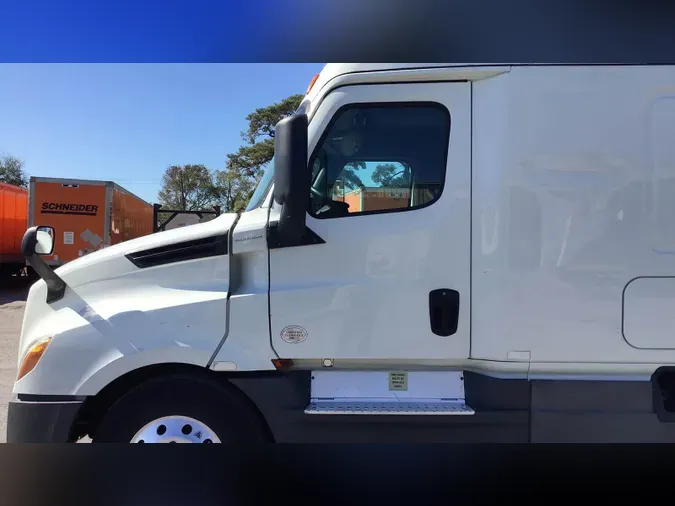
389,371,408,391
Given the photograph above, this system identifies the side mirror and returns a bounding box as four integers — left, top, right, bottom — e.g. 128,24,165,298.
21,226,66,303
35,226,55,255
274,114,309,242
22,226,55,257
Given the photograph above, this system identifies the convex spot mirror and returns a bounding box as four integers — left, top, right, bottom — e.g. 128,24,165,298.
35,226,55,255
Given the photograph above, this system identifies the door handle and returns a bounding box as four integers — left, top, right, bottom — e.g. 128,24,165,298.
429,289,460,337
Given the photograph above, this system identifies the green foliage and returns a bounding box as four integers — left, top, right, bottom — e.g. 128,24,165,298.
214,94,304,212
333,163,408,197
371,163,409,188
333,161,366,196
155,93,304,214
213,167,256,214
157,164,217,211
0,154,28,188
241,94,305,144
224,138,274,180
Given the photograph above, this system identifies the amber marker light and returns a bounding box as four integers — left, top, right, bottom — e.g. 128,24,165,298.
17,337,52,381
271,358,294,371
306,74,320,94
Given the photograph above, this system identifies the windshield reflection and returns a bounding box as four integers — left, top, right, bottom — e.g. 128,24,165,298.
245,159,275,211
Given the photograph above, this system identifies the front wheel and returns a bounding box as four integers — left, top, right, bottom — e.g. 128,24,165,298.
93,374,267,443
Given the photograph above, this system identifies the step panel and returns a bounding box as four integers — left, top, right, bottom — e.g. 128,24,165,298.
305,400,475,416
311,370,467,400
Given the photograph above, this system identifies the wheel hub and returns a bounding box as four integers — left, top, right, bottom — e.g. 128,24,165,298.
130,415,221,443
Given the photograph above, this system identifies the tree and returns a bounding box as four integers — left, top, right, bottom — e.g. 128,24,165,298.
214,94,304,212
371,163,409,188
157,164,217,211
0,154,28,188
241,94,306,144
332,161,365,198
213,168,255,213
342,161,366,190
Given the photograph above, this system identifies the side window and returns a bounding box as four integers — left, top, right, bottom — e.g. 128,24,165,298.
308,103,450,218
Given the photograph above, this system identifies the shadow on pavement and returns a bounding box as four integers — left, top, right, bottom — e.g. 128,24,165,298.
0,276,33,305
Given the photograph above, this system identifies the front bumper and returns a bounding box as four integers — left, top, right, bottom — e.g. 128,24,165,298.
7,397,83,443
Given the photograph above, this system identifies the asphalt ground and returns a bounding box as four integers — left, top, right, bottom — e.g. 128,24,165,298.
0,278,30,443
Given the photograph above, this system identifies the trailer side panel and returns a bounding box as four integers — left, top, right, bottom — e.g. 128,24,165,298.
110,186,153,245
31,181,107,265
0,182,28,267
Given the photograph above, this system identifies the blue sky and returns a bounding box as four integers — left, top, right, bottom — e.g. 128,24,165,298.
0,64,323,203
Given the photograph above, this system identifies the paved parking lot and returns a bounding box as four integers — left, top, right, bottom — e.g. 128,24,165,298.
0,280,30,443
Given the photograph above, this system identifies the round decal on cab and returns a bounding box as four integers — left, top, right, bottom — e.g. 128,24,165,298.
280,326,308,344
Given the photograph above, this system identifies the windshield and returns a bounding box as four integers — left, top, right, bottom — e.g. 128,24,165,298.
245,159,275,211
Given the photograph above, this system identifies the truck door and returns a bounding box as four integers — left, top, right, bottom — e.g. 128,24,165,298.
269,83,471,361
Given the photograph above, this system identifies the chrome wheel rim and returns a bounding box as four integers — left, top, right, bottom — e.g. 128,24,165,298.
131,415,221,443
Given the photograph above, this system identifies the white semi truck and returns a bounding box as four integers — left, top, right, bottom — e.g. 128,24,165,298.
9,63,675,443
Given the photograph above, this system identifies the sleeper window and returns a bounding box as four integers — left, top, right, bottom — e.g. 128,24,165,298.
308,103,451,218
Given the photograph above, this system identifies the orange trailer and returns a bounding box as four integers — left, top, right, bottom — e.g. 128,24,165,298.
29,177,154,266
0,182,28,278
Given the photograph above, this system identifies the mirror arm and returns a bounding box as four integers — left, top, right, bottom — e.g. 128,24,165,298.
21,227,67,304
267,220,326,249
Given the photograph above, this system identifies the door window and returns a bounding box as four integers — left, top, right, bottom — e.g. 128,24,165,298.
308,103,451,218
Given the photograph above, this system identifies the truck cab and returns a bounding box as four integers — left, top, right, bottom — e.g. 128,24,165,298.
9,63,675,443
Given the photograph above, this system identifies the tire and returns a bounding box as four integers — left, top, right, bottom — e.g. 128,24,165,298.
92,374,267,443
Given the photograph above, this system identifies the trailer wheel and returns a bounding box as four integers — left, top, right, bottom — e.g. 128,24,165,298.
92,374,266,443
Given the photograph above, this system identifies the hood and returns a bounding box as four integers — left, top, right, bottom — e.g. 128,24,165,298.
53,212,238,288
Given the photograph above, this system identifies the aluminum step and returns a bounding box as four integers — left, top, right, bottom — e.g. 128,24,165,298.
304,400,475,416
